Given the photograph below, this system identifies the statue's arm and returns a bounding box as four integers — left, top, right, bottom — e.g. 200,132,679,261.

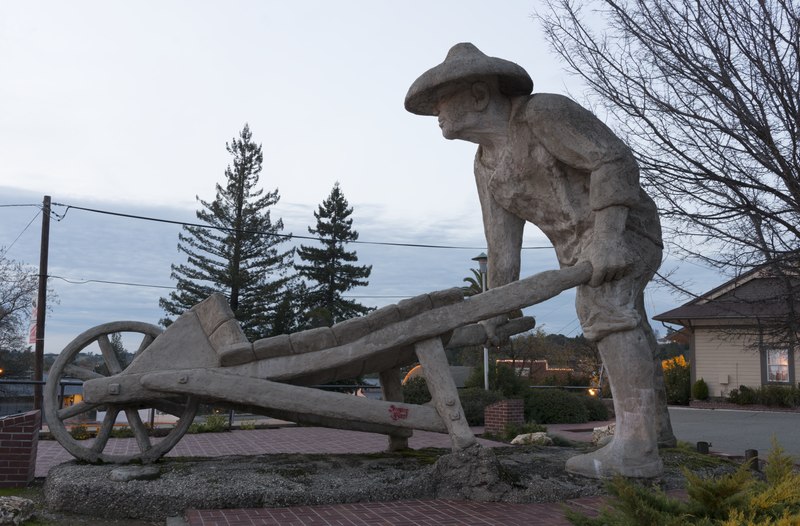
473,157,524,289
474,157,525,341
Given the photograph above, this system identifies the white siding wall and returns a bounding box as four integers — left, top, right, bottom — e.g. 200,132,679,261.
694,329,762,397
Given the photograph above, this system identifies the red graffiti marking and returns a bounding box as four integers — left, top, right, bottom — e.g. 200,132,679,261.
388,404,409,421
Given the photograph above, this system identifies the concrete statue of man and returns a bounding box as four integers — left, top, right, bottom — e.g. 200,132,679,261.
405,43,676,479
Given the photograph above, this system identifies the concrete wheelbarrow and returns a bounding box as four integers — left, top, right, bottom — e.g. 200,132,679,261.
44,262,591,464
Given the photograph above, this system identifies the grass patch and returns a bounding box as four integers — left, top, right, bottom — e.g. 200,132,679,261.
660,441,728,470
361,447,446,465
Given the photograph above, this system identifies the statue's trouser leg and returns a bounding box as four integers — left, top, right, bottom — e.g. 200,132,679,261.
565,327,663,478
379,367,410,451
638,293,677,447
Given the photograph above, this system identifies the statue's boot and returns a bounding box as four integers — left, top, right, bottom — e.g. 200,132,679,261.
565,328,663,479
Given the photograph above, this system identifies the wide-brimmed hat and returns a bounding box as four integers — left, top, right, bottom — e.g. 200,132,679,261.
405,43,533,116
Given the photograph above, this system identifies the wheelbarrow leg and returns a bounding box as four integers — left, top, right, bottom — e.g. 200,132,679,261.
379,367,409,451
414,337,477,450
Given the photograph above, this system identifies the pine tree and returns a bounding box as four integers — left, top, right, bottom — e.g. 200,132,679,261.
159,124,295,339
296,183,372,326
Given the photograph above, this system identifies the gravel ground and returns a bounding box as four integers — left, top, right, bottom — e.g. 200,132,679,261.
36,443,739,523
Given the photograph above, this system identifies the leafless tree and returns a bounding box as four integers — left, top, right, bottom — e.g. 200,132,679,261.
537,0,800,341
538,0,799,273
0,253,38,352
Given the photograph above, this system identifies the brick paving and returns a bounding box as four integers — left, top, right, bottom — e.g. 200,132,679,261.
35,425,512,478
37,422,614,525
184,497,607,526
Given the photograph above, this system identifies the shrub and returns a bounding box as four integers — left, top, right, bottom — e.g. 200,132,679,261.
464,362,527,397
728,385,757,405
692,378,710,401
497,421,547,441
662,355,691,405
110,426,135,438
759,384,798,407
188,413,230,434
525,388,589,424
69,424,92,440
402,376,432,405
539,373,593,387
581,394,609,421
239,420,257,430
728,384,800,407
565,440,800,525
458,388,503,425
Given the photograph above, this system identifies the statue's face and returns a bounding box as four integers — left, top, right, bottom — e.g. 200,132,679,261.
434,87,481,141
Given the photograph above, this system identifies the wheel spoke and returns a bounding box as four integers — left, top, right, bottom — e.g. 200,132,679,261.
63,364,104,381
124,408,152,453
45,322,185,464
91,407,120,453
135,333,155,357
98,334,123,374
57,401,98,420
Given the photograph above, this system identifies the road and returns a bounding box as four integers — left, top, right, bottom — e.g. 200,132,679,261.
669,406,800,459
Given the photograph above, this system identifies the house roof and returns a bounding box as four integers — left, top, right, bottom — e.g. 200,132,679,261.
654,265,800,325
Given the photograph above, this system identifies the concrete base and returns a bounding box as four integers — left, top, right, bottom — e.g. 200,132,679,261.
42,446,682,522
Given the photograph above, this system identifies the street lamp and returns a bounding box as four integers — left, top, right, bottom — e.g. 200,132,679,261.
472,252,490,390
471,252,488,292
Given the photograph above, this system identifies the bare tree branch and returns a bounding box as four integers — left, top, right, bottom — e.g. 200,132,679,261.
537,0,800,339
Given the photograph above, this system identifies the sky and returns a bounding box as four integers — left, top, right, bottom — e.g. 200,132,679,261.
0,1,723,356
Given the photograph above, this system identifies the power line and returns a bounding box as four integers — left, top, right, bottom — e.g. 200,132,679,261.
49,275,176,290
51,202,553,251
5,200,554,294
0,209,41,257
47,273,418,299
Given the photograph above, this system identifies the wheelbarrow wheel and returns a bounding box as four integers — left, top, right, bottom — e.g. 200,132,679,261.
44,321,198,463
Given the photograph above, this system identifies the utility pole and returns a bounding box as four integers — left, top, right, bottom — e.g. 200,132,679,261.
33,195,51,411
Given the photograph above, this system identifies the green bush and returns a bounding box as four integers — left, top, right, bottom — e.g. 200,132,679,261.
692,378,710,400
458,388,504,425
728,385,758,405
402,376,432,405
727,384,800,407
525,388,589,424
663,360,691,405
464,362,527,397
539,373,592,387
110,426,135,438
497,421,547,441
759,385,792,407
566,440,800,525
582,394,610,421
188,413,230,434
69,424,92,440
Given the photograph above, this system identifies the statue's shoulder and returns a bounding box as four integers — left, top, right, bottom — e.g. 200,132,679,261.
520,93,591,123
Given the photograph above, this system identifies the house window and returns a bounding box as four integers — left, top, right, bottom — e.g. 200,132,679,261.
766,349,790,383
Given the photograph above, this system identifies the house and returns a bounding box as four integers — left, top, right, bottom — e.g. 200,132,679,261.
654,265,799,398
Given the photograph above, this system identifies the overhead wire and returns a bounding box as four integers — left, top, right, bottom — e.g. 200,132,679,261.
51,202,553,251
0,208,42,258
5,201,553,308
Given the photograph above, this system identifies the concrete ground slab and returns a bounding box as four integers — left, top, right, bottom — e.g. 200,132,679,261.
668,406,800,459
